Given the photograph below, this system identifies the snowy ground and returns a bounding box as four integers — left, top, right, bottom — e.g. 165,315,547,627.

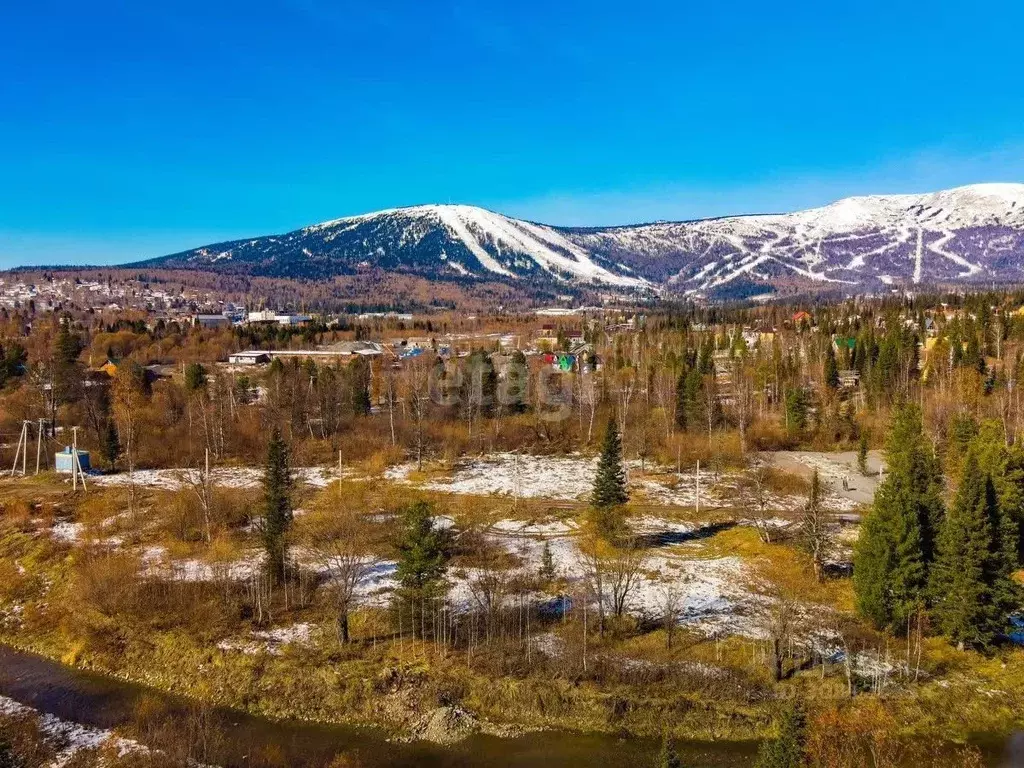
42,451,874,651
0,694,146,766
125,510,765,642
384,452,859,514
384,454,604,500
349,513,763,638
141,545,264,582
484,518,758,636
770,450,884,510
90,466,337,492
384,453,737,507
217,622,317,655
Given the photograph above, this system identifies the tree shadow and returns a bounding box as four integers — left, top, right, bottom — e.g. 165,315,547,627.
635,520,736,549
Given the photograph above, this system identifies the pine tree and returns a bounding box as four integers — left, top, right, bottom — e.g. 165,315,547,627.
262,426,293,584
674,367,689,429
930,454,1015,649
824,342,840,390
395,501,450,637
854,406,942,631
54,318,82,366
102,420,120,469
539,540,556,581
885,405,945,564
351,357,372,415
592,418,629,510
784,388,808,434
184,362,207,392
754,705,806,768
857,433,869,476
395,501,449,595
656,734,682,768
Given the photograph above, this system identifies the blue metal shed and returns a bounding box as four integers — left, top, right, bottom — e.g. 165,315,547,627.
55,447,90,474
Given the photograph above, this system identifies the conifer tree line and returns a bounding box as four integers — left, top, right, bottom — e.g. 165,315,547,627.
12,289,1024,481
854,404,1023,650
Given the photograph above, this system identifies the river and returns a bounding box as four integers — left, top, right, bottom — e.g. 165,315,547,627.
2,645,1021,766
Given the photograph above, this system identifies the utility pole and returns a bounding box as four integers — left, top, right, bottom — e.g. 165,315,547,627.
71,426,87,491
21,421,28,476
695,459,701,516
9,421,27,477
72,426,78,491
35,419,42,475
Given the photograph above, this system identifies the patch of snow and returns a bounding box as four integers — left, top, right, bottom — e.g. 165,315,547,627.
92,466,337,492
0,695,146,765
49,521,84,543
385,454,728,505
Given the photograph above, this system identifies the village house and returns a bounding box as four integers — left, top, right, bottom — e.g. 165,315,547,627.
227,351,271,365
192,314,232,329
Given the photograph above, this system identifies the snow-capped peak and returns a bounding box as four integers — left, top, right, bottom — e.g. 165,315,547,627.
305,204,649,288
143,184,1024,299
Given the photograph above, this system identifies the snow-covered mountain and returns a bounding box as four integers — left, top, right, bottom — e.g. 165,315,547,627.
137,183,1024,299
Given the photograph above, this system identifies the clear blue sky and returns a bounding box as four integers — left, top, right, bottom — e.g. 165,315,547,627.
2,1,1023,267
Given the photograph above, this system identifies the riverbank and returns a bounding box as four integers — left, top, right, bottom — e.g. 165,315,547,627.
0,623,769,745
0,645,759,768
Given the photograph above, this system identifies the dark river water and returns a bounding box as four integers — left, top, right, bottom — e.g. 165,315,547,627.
2,645,1022,767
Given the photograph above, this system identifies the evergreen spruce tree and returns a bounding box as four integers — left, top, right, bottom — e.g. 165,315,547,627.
931,453,1016,649
683,367,703,429
674,367,689,430
54,318,82,366
784,388,808,434
884,405,945,563
508,350,530,414
857,433,869,476
656,734,682,768
102,420,120,469
262,427,293,584
465,350,498,417
697,339,714,375
854,405,941,630
989,481,1022,623
351,357,372,415
395,500,450,638
592,418,629,510
184,362,207,392
539,540,556,581
968,419,1024,563
824,342,840,390
965,329,985,374
754,705,806,768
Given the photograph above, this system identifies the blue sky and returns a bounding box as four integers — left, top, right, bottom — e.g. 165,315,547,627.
2,1,1023,267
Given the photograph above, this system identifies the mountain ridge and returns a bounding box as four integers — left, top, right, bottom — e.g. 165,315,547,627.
132,183,1024,299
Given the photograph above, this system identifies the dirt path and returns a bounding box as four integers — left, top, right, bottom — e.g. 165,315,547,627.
769,450,885,511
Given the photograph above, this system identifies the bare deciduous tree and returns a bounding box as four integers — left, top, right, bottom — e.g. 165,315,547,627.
739,454,776,543
656,568,688,649
301,503,381,644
